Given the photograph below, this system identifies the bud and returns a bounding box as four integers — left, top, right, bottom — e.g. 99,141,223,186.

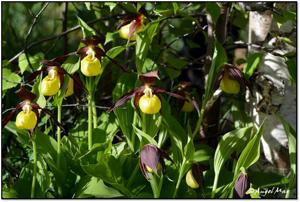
234,173,250,198
185,164,204,189
139,144,170,180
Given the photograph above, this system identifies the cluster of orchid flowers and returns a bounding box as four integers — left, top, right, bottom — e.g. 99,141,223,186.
2,9,251,198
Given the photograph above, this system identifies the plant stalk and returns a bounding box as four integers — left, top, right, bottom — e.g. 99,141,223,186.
149,173,162,198
211,174,219,198
92,98,97,128
88,93,93,150
172,159,186,198
56,103,62,168
31,138,37,198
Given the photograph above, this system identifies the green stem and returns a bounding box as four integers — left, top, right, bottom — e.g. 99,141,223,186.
192,108,205,138
56,103,63,197
183,112,188,127
92,96,97,128
172,159,186,198
56,104,62,169
142,112,147,134
31,138,37,198
88,94,93,150
130,112,138,152
149,173,161,198
211,173,219,198
285,189,291,198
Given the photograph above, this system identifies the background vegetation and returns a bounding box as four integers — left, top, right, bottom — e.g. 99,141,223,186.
2,2,296,198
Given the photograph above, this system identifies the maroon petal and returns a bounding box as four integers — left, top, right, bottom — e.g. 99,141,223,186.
117,14,139,29
93,46,105,59
108,89,138,112
214,69,225,90
191,96,200,116
133,88,144,108
191,164,204,188
2,108,17,128
15,86,36,101
139,71,160,84
154,88,185,100
81,35,103,46
128,19,140,41
26,69,44,83
2,102,24,128
77,46,104,60
77,46,90,59
43,60,61,68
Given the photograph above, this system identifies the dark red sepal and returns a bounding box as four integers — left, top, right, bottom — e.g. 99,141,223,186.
15,86,36,101
81,35,103,46
108,88,142,112
139,71,160,85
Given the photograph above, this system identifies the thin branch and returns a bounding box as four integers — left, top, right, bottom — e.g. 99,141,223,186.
8,14,126,63
24,3,49,71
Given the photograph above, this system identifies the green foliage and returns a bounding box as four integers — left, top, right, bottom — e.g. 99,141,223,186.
136,21,160,74
18,53,44,74
2,2,296,199
243,53,263,79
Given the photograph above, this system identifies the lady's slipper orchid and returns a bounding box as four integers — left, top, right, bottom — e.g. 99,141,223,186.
185,164,204,189
2,86,64,132
27,58,84,97
41,66,61,96
77,36,105,77
216,64,250,94
139,144,172,179
118,14,144,41
174,82,199,114
108,71,185,114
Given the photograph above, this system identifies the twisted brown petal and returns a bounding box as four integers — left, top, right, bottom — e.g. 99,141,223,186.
139,70,160,85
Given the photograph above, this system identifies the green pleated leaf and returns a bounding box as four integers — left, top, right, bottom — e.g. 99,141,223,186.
234,122,265,176
213,126,253,193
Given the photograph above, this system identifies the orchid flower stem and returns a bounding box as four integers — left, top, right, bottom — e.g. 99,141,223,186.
149,173,162,198
92,98,97,128
56,103,62,169
211,173,219,198
87,77,95,150
142,112,147,134
31,137,37,198
88,93,93,150
130,112,138,152
173,159,187,198
56,101,63,197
